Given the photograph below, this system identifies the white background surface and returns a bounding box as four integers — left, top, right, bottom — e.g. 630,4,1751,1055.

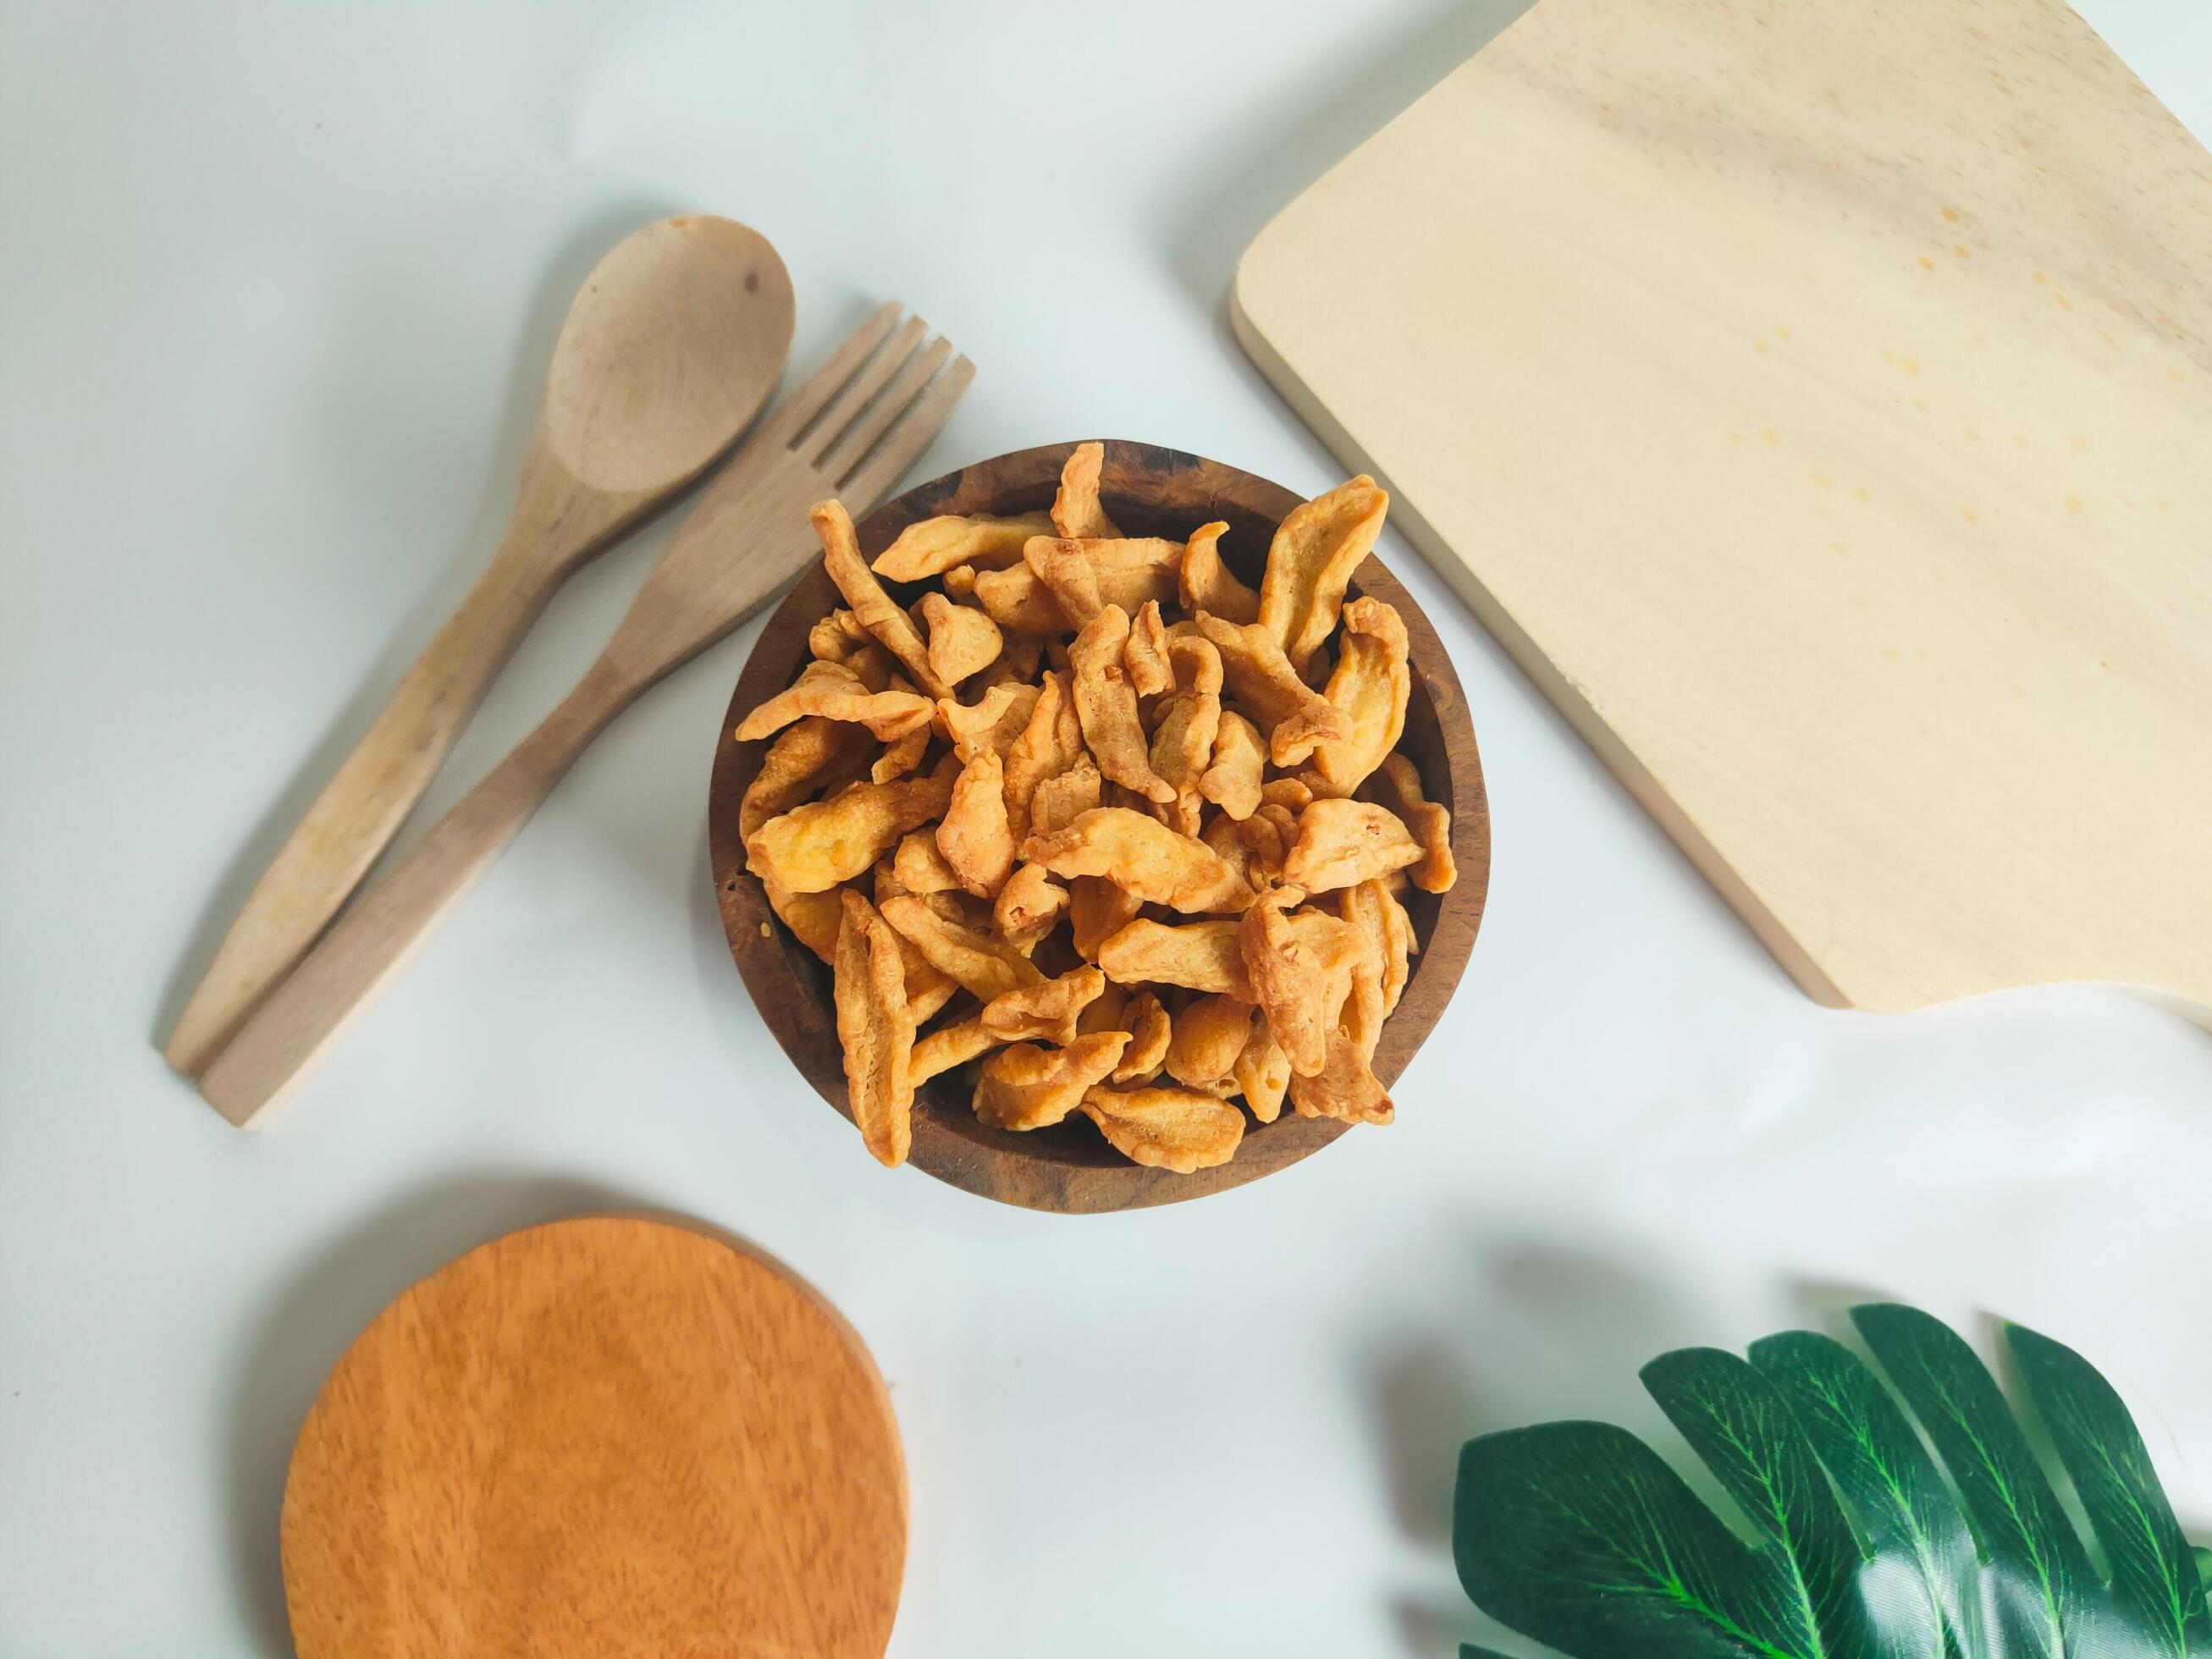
4,3,2210,1655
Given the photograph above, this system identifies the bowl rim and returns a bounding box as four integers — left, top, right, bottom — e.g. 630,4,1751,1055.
708,438,1490,1214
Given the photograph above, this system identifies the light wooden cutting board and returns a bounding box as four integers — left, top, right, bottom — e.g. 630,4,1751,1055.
1234,0,2212,1023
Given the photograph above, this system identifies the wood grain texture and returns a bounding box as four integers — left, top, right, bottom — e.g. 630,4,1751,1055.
709,441,1490,1214
166,216,795,1077
281,1215,905,1659
196,307,974,1127
1234,0,2212,1023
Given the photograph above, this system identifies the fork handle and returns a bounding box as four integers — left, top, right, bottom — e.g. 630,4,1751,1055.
196,654,643,1127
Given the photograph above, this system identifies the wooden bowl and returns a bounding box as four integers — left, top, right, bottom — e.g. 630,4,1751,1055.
709,441,1489,1213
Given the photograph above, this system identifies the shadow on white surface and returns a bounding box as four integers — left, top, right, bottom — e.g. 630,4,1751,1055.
222,1171,642,1656
154,196,682,1052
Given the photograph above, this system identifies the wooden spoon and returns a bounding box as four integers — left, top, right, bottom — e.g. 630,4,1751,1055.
197,305,972,1127
164,216,794,1077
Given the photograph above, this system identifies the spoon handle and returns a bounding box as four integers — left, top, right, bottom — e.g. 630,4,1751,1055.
163,452,629,1077
196,653,643,1127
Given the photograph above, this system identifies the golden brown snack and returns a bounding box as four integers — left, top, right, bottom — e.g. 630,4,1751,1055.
735,659,935,744
993,861,1070,954
1163,994,1255,1088
1069,606,1178,804
1068,875,1145,962
808,608,871,665
1078,978,1130,1036
1283,798,1422,893
1111,990,1172,1083
879,892,1045,1002
937,751,1016,898
1363,753,1456,894
1077,1085,1244,1173
942,564,979,602
746,760,957,894
739,716,875,841
1196,708,1266,819
1261,776,1316,814
1338,877,1415,1017
1050,440,1122,540
1022,535,1105,628
909,1017,999,1086
980,964,1106,1045
1232,1022,1293,1123
872,510,1056,581
1288,950,1393,1125
974,1033,1130,1131
891,827,963,894
1256,474,1387,680
918,591,1003,686
1124,600,1174,697
1178,520,1260,626
1027,758,1101,837
1239,885,1365,1078
1002,670,1085,844
1237,802,1301,887
1308,596,1409,796
1021,807,1255,914
937,681,1041,769
763,878,843,964
1192,614,1352,766
1096,918,1252,996
971,543,1182,633
834,890,916,1166
812,499,954,699
869,725,932,785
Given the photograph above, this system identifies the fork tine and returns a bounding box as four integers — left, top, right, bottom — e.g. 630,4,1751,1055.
758,300,903,444
840,354,976,514
794,314,929,463
822,334,952,482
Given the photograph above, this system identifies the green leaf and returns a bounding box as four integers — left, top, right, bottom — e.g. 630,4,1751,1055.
1749,1330,1978,1659
2006,1323,2211,1659
1452,1305,2208,1659
1641,1348,1866,1659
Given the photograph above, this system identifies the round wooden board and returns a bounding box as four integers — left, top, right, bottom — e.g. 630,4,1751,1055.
709,440,1490,1214
281,1215,905,1659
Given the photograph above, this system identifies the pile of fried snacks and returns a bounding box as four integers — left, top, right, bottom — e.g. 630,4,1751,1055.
735,444,1456,1173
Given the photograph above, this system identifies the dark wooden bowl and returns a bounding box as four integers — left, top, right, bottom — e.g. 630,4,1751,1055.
709,441,1489,1213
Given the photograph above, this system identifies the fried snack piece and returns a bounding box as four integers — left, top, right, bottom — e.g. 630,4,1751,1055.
942,564,978,602
1078,978,1129,1035
999,633,1044,682
1237,802,1301,886
1308,596,1409,796
892,827,963,894
1077,1085,1244,1173
880,892,1045,1002
834,890,916,1166
1178,520,1260,626
1023,535,1104,628
938,751,1016,897
1112,990,1172,1083
762,878,844,963
739,716,875,841
1261,777,1315,814
735,659,935,743
1257,474,1388,680
1069,607,1177,804
1289,951,1393,1125
808,609,869,665
1022,807,1255,914
1097,918,1251,996
1196,708,1266,819
905,973,961,1027
872,510,1056,581
1068,875,1145,962
1363,753,1456,894
813,499,954,700
974,1032,1130,1131
1240,885,1365,1077
1124,600,1174,697
1283,798,1422,893
1232,1022,1293,1122
980,964,1106,1045
1192,614,1351,766
909,1017,1000,1086
935,680,1040,765
1027,758,1100,836
918,591,1003,686
1002,670,1086,844
971,543,1182,633
1338,877,1415,1017
746,760,957,894
1164,994,1255,1088
993,861,1069,953
1051,440,1122,540
1200,812,1258,894
870,725,931,784
1150,633,1224,793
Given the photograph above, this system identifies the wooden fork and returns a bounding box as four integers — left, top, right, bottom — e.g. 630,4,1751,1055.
198,304,972,1127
